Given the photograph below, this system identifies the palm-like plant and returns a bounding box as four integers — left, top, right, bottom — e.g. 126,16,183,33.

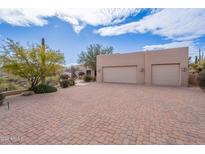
39,38,46,84
38,38,65,84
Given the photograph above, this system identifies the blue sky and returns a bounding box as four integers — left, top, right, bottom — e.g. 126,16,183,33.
0,8,205,65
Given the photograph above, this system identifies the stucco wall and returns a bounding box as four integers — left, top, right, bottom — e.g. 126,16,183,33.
97,52,145,84
97,47,188,86
75,65,95,77
145,47,188,86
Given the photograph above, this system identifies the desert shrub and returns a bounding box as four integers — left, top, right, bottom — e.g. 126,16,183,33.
0,76,27,92
78,71,85,76
60,80,69,88
60,74,69,80
83,75,93,82
59,73,72,88
0,93,5,101
192,60,205,73
197,69,205,90
68,78,75,86
92,76,96,81
0,82,19,92
0,77,6,84
0,93,5,105
33,84,57,93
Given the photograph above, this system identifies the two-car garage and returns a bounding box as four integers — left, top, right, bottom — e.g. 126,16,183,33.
102,64,180,86
97,47,188,87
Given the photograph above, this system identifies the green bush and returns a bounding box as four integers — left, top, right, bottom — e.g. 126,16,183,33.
197,69,205,91
60,80,69,88
33,84,57,93
0,93,5,105
68,78,75,86
83,75,93,82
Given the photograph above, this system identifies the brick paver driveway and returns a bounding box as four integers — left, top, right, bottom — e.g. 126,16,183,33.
0,83,205,144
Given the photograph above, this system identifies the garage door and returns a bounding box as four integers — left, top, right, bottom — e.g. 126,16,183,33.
152,64,180,86
103,66,137,83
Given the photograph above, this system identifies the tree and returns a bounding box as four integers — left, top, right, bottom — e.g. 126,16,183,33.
0,38,65,89
77,44,113,75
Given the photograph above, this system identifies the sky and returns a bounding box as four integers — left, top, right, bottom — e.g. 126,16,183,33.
0,8,205,65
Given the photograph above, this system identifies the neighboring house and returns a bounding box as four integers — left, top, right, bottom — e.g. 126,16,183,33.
97,47,188,86
74,65,95,77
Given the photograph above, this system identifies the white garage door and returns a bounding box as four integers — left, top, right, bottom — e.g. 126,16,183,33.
152,64,180,86
103,66,137,83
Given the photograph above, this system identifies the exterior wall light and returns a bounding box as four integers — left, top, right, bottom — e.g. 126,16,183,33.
181,67,188,72
140,68,145,72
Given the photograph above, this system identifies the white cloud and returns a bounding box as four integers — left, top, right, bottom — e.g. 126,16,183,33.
143,41,192,51
66,63,79,67
95,9,205,41
143,41,199,57
0,9,55,26
0,8,140,33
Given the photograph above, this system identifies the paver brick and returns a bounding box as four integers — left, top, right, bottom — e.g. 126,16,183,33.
0,83,205,144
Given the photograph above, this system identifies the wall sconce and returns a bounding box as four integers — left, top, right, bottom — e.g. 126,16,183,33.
140,68,144,72
181,67,188,72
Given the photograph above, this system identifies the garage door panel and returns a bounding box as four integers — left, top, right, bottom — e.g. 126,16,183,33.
103,67,137,83
152,64,180,86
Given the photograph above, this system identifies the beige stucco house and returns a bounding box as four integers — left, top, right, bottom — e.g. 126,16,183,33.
97,47,188,86
75,65,95,77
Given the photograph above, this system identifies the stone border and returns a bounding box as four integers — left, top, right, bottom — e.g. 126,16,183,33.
1,89,28,96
